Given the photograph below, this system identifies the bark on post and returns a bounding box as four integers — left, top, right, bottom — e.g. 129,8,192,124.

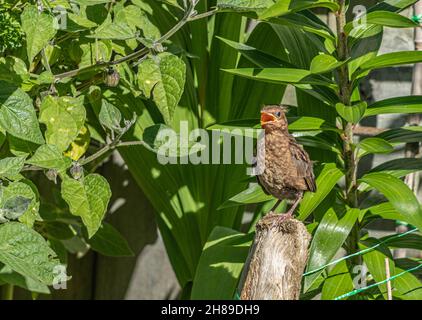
239,213,311,300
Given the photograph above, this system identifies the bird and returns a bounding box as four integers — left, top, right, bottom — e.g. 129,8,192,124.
256,105,316,220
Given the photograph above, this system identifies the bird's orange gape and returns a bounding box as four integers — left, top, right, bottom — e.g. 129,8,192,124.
260,112,277,126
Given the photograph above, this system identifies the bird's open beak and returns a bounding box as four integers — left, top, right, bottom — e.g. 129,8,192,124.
260,112,277,126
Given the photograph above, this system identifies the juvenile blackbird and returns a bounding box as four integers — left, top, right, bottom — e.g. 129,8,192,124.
256,105,316,220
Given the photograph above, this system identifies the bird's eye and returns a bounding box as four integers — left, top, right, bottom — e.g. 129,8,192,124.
275,111,281,117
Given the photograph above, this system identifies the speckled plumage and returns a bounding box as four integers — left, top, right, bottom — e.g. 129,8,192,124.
257,105,316,216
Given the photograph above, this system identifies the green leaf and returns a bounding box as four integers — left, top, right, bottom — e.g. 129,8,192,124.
61,174,112,238
364,96,422,117
39,95,86,151
359,173,422,231
21,5,57,62
355,51,422,78
369,158,422,179
335,102,367,124
223,68,333,86
345,11,418,34
358,137,394,155
217,36,292,68
0,57,29,85
0,222,61,285
89,20,135,40
365,202,405,221
0,83,44,144
216,0,275,12
87,223,133,257
0,196,31,222
26,144,72,171
0,264,50,294
321,260,354,300
259,0,339,19
66,13,98,32
297,163,344,220
360,240,422,299
99,99,122,132
219,183,273,209
377,127,422,143
304,208,359,292
0,156,25,178
1,181,39,227
379,232,422,251
296,136,342,154
137,53,186,125
191,226,253,299
310,54,343,74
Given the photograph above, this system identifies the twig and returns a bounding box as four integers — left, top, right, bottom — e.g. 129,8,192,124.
385,257,393,300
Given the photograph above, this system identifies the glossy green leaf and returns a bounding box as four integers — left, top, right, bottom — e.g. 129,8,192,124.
310,54,343,74
61,174,112,238
0,156,25,178
304,208,359,292
0,57,29,85
296,136,342,154
355,51,422,78
0,222,61,285
268,12,336,44
137,53,186,125
364,96,422,117
0,83,44,144
89,20,135,40
0,196,31,223
87,223,133,257
345,11,418,35
0,264,50,294
358,137,394,155
1,181,39,227
360,240,422,299
26,144,72,172
260,0,339,20
218,183,273,209
191,226,253,299
217,36,292,68
217,0,274,12
297,163,344,220
359,173,422,230
335,102,367,124
369,158,422,178
99,99,122,132
21,5,57,62
376,126,422,143
224,68,333,86
379,232,422,251
321,260,354,300
39,95,86,152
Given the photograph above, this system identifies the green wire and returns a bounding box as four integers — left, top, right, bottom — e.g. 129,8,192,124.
303,227,419,277
412,14,422,23
334,262,422,300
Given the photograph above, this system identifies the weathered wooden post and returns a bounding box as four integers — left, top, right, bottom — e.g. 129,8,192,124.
238,213,311,300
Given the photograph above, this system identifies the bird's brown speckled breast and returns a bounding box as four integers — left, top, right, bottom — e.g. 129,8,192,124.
257,130,304,200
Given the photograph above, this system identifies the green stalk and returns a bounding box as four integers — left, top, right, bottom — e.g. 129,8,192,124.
1,284,14,300
335,0,361,264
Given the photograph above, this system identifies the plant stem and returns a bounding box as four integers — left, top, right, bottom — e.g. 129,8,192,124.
1,284,14,300
335,0,361,264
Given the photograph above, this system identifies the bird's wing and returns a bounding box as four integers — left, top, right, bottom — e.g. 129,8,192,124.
289,135,316,192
